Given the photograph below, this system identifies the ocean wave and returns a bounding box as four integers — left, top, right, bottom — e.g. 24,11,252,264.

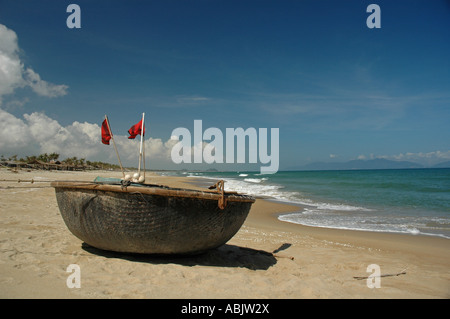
278,211,450,239
192,173,372,212
224,179,296,201
179,171,450,239
243,178,268,184
314,202,373,212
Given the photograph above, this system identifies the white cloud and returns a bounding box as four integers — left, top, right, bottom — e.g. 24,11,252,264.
176,96,210,105
0,24,68,105
0,24,24,101
0,108,31,148
23,68,68,98
0,109,177,168
355,151,450,166
24,112,65,142
390,151,450,165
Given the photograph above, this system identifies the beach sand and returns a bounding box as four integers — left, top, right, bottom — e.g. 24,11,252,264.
0,169,449,299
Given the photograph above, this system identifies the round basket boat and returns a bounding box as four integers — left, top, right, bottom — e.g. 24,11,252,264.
51,180,255,255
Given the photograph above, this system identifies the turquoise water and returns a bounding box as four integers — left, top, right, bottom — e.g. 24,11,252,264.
168,168,450,239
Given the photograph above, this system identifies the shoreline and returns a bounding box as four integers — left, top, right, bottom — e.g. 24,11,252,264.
1,169,449,298
186,174,450,243
246,198,449,260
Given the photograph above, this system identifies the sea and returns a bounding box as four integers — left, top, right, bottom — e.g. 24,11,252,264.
164,168,450,239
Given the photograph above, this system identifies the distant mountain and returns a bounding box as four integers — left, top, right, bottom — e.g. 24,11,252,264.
293,158,424,171
432,161,450,168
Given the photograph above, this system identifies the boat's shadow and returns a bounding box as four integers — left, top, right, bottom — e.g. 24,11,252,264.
81,243,285,270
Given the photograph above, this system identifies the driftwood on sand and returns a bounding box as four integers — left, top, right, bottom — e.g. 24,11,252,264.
353,268,407,280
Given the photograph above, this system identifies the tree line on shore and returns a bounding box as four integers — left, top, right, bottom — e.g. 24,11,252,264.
1,153,121,171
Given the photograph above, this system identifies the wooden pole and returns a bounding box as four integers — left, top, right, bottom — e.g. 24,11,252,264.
137,113,145,178
143,127,146,180
105,115,125,178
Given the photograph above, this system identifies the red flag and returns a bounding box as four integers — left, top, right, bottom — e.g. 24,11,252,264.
101,119,112,145
128,119,145,139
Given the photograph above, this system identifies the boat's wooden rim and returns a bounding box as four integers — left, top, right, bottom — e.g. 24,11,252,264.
50,181,255,203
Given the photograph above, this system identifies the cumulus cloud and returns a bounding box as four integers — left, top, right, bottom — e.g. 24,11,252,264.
0,109,177,168
0,25,23,100
0,24,68,105
0,108,31,148
390,151,450,166
354,151,450,166
23,68,68,98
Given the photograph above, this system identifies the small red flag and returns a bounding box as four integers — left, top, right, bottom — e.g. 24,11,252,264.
101,119,112,145
128,119,145,139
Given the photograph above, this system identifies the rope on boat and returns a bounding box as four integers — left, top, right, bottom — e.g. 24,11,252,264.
208,180,227,209
0,179,94,190
0,179,131,190
1,178,46,183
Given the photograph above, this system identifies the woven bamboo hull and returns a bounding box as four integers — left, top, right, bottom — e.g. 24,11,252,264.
52,181,254,255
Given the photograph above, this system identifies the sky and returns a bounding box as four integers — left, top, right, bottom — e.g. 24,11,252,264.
0,0,449,171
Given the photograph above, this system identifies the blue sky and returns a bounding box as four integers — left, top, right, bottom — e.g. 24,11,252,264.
0,0,449,170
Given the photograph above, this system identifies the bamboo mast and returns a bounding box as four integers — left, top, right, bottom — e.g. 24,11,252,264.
142,125,146,180
137,112,145,180
104,115,125,178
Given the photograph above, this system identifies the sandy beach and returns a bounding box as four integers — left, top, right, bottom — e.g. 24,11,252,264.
0,168,449,299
